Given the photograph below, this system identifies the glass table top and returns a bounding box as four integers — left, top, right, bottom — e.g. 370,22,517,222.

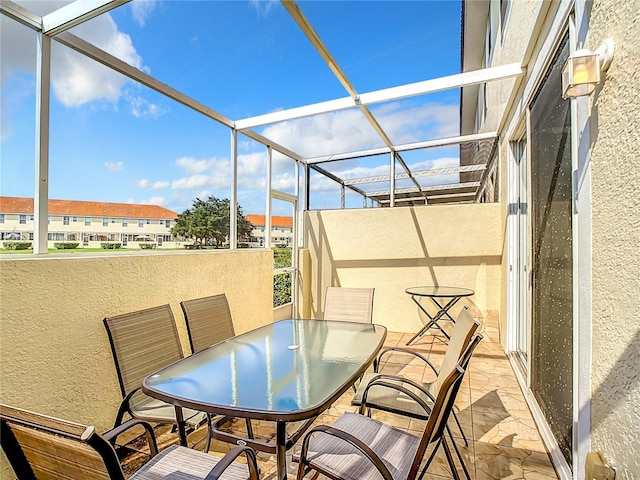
143,319,387,421
405,286,475,297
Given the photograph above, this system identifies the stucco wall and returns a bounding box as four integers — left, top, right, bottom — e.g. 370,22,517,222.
0,249,273,435
588,1,640,476
300,204,503,336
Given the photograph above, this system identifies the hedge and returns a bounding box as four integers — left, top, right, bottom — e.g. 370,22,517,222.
100,242,122,249
54,242,80,249
3,241,32,251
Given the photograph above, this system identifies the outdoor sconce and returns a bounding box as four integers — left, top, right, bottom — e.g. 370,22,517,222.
562,38,614,98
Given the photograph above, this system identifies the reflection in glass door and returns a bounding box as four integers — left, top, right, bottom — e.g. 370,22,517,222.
512,137,530,368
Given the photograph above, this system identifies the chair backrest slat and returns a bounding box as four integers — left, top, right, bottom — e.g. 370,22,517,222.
410,364,465,479
0,404,122,480
181,293,235,354
323,287,375,323
432,307,479,393
104,304,184,398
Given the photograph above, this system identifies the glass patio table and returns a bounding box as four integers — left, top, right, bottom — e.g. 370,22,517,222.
142,318,387,480
405,285,474,345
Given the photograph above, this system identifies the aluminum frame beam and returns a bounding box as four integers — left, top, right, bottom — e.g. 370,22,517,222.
344,163,486,186
235,64,522,130
305,131,497,164
0,0,41,30
366,181,480,197
42,0,130,35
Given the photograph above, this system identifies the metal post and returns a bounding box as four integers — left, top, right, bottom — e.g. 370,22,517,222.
230,129,238,249
34,32,51,254
390,151,396,208
265,146,272,249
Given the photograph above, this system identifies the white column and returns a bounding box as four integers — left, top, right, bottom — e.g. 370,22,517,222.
34,32,51,255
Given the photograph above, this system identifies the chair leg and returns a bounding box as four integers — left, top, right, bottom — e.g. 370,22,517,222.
418,438,443,480
452,410,468,446
245,419,254,439
445,427,471,480
204,414,212,453
442,436,462,480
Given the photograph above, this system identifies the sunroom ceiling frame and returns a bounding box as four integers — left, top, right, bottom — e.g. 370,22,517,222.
1,0,524,216
42,0,129,35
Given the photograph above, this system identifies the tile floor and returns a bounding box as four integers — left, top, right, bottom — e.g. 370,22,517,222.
121,327,559,480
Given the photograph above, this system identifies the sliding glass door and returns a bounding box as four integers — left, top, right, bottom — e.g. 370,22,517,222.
529,34,573,466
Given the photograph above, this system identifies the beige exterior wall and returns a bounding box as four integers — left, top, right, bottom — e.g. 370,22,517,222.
299,205,503,337
588,0,640,475
0,250,272,443
493,0,640,476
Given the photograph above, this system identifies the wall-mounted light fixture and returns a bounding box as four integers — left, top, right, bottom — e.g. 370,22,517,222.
562,38,614,98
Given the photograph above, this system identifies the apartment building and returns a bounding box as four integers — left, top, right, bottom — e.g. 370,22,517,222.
0,196,179,248
245,214,293,248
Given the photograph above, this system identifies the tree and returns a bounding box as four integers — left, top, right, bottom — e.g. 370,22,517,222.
171,196,253,247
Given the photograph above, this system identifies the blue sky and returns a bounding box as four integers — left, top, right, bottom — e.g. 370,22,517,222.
1,0,462,216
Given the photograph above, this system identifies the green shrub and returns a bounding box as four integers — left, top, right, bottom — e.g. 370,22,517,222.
54,242,80,249
139,242,157,249
100,242,122,249
3,241,32,251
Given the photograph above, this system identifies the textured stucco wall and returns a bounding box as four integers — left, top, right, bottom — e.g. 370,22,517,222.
0,249,273,433
301,204,503,335
588,1,640,476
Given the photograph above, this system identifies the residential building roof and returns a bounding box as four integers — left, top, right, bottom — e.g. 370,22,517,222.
0,196,178,220
245,214,293,228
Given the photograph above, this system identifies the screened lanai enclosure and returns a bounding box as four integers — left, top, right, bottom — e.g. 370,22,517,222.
1,0,523,254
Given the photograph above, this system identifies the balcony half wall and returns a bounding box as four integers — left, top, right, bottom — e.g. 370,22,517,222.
0,249,273,435
300,204,503,335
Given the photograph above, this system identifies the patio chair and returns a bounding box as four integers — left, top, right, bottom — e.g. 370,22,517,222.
0,403,261,480
181,293,235,354
352,306,480,448
103,304,211,450
293,361,468,480
180,293,255,439
323,286,375,323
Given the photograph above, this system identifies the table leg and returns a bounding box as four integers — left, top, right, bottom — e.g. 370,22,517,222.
276,420,287,480
406,295,462,345
173,406,188,447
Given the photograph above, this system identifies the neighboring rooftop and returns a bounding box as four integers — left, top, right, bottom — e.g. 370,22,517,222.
0,196,178,220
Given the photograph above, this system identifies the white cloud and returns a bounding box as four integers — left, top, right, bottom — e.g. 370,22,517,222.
171,174,212,190
260,100,459,159
175,156,225,175
249,0,278,17
133,178,170,189
127,93,166,118
262,109,383,159
171,153,269,192
127,196,164,206
130,0,157,27
104,161,124,172
3,2,146,109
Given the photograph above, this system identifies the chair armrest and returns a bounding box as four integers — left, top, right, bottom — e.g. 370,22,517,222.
365,374,436,403
361,378,434,417
204,445,260,480
102,418,158,457
375,347,438,375
298,425,394,480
